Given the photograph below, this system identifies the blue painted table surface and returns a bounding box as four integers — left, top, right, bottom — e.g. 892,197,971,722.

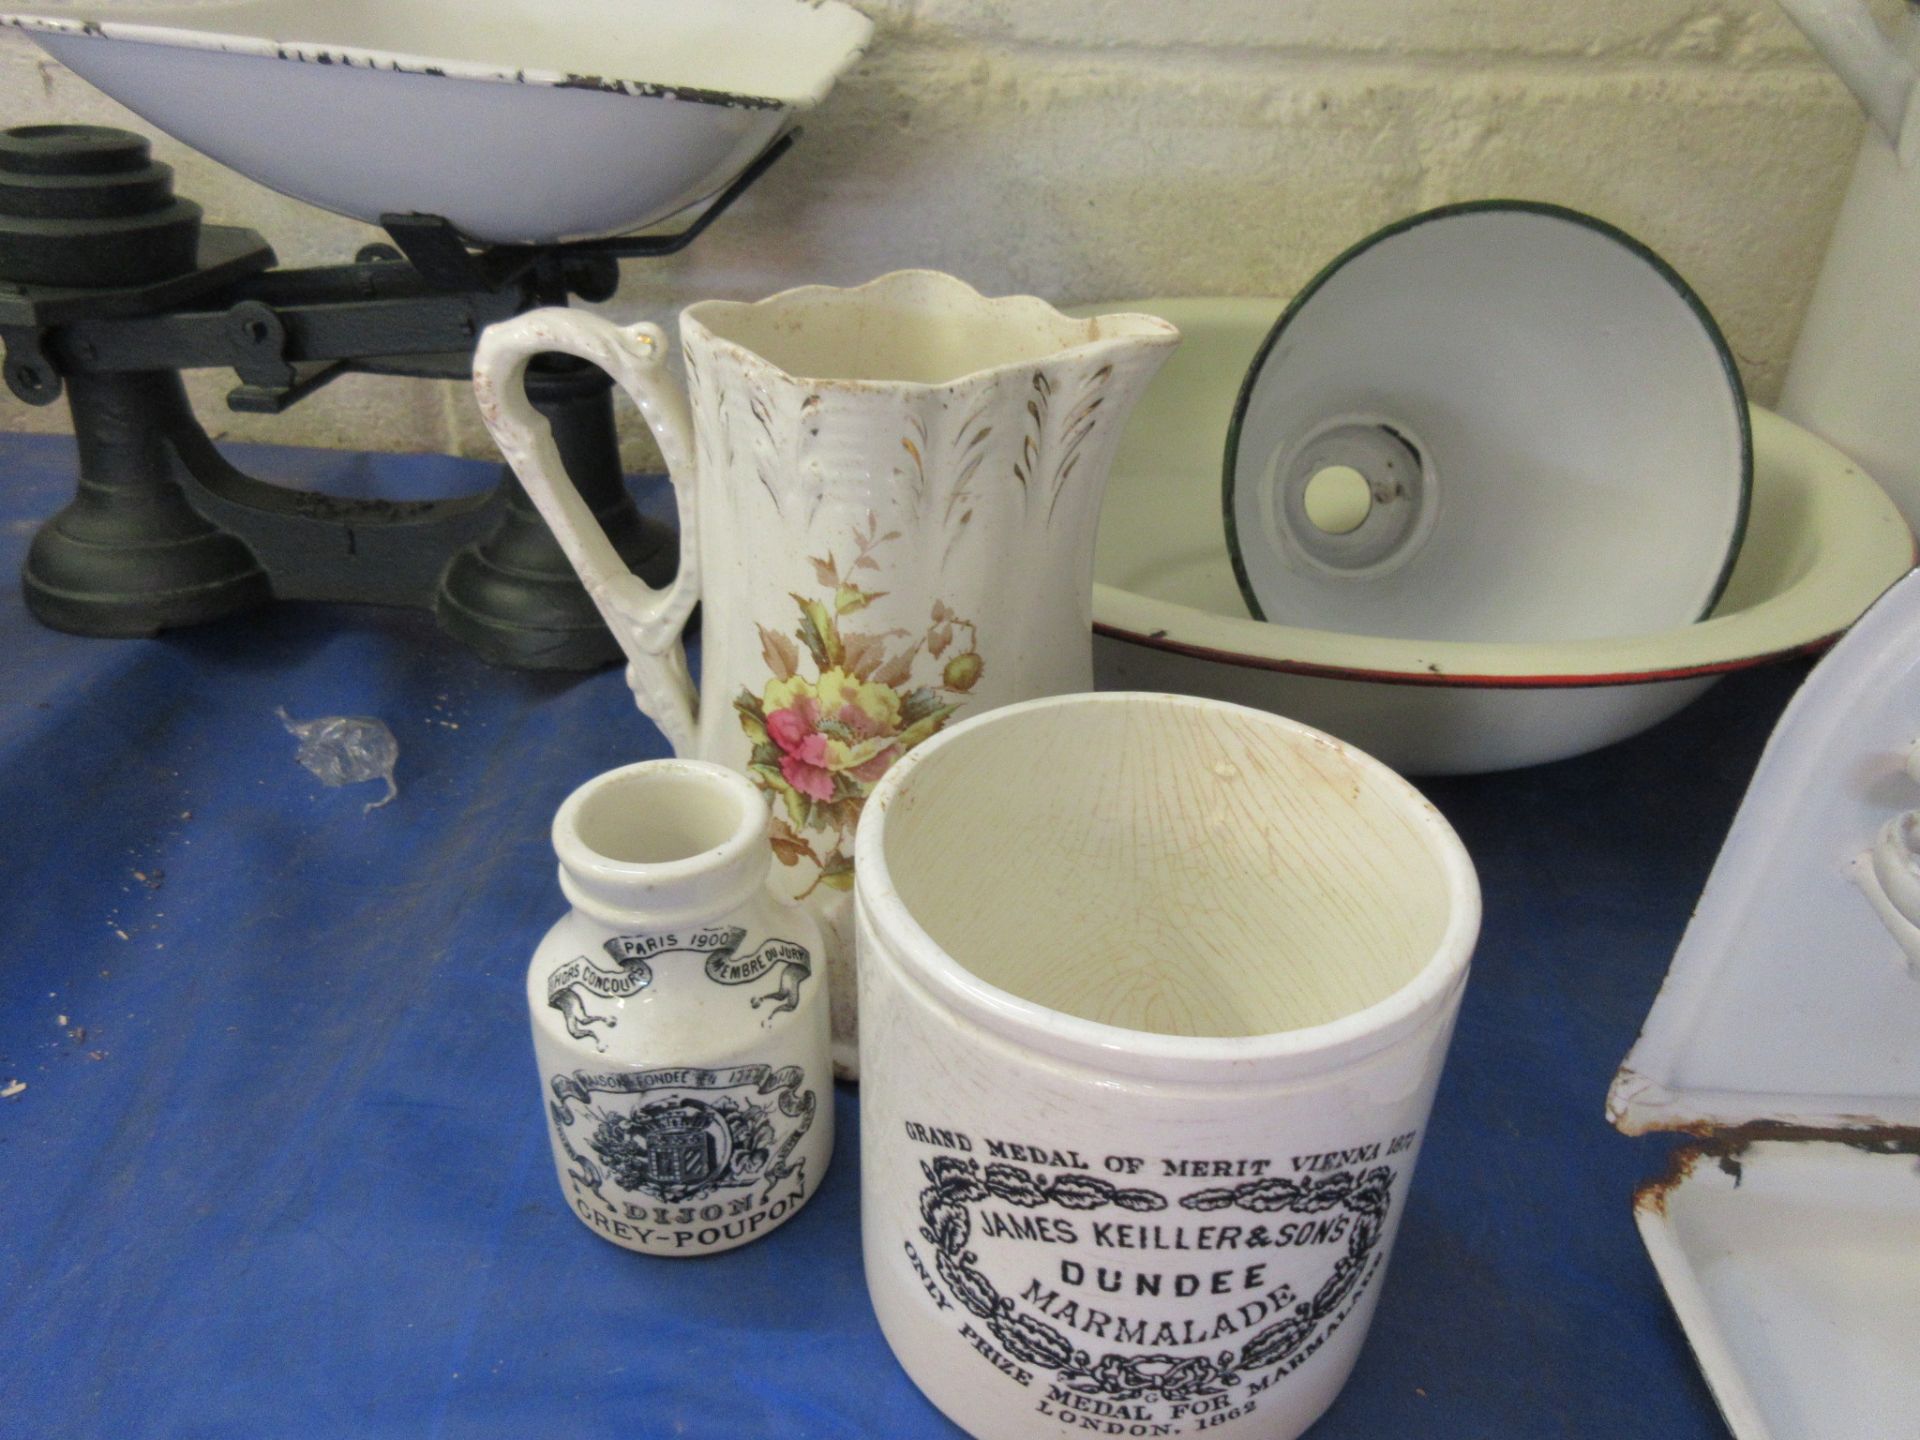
0,433,1785,1439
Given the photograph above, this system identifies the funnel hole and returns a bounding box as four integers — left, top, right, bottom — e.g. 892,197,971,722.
1303,465,1373,535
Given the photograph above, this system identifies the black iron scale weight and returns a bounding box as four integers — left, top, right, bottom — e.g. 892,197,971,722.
0,121,793,667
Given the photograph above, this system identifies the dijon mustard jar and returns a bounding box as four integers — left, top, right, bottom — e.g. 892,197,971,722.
528,759,832,1256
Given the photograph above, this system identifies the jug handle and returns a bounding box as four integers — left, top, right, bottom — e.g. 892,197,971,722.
473,309,701,754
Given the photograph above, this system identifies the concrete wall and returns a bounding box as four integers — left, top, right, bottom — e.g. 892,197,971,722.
0,0,1884,469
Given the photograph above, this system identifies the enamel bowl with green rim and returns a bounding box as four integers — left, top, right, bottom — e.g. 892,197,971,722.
1083,298,1914,776
1224,202,1753,644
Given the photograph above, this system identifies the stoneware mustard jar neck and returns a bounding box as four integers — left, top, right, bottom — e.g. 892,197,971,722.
552,759,773,925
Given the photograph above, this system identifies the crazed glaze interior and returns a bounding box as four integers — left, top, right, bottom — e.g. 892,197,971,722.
689,272,1172,387
570,767,747,866
880,699,1454,1037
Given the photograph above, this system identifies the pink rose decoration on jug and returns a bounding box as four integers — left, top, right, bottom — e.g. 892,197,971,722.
763,669,903,804
734,514,982,898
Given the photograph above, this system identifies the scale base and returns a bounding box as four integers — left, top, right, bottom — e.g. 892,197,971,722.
23,369,271,635
20,361,672,669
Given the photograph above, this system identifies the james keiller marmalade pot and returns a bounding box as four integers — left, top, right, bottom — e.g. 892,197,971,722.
853,693,1480,1440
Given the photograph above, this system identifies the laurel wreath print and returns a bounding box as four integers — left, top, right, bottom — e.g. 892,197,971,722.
916,1156,1396,1404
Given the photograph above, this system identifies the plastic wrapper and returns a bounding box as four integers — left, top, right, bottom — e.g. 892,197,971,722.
277,708,399,811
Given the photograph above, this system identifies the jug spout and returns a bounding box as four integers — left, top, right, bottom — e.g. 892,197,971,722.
1774,0,1917,146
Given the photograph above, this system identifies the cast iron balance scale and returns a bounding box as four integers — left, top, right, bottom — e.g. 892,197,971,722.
0,121,791,669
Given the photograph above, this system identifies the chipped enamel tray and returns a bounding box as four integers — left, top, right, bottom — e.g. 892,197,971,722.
1610,566,1920,1440
1633,1141,1920,1440
0,0,873,243
1082,298,1913,776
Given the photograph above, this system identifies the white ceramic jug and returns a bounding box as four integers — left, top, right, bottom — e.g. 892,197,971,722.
474,271,1178,1071
1773,0,1920,531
